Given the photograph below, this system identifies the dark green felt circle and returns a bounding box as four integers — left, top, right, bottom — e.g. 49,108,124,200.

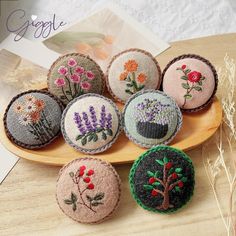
129,145,195,213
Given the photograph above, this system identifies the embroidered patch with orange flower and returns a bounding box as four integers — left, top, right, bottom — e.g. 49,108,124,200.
119,59,147,95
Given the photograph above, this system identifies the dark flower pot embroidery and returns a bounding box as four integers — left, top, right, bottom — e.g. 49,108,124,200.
136,122,168,139
135,99,174,139
64,165,104,213
74,105,113,146
143,156,188,210
54,57,95,102
176,65,206,108
119,59,147,95
13,95,54,142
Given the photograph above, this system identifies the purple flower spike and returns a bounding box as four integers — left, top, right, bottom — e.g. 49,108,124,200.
106,113,112,129
74,112,86,135
99,105,106,128
89,106,98,129
82,112,94,132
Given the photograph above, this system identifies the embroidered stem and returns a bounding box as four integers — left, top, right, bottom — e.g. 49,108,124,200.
61,86,70,102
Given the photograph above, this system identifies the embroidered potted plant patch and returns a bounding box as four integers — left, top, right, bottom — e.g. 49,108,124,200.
123,90,182,148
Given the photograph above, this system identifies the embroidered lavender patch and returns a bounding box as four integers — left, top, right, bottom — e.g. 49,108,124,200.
74,105,113,146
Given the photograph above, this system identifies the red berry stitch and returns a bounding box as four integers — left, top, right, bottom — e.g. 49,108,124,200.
87,183,94,189
178,181,184,188
151,189,158,196
79,170,84,176
149,177,156,184
87,169,94,176
182,65,186,70
172,173,178,179
80,165,86,171
166,162,173,169
83,177,90,183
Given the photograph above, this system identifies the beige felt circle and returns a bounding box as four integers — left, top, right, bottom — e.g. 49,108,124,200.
62,95,120,153
107,49,161,103
56,158,121,223
162,57,217,110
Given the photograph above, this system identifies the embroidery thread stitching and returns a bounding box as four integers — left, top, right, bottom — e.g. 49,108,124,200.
13,95,54,142
135,98,175,139
143,156,188,210
54,57,95,101
176,64,206,108
64,165,104,213
74,105,113,146
119,59,147,95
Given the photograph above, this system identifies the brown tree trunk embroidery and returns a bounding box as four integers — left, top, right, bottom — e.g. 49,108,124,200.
143,157,188,210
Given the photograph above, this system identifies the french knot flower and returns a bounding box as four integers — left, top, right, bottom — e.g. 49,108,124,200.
187,71,202,83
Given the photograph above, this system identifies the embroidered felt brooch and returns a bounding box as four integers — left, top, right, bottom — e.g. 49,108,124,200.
61,93,121,154
106,48,161,103
47,53,104,105
161,54,218,112
56,157,121,223
129,146,195,213
3,90,64,149
123,89,182,148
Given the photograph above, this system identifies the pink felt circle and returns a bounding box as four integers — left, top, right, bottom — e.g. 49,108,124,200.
56,158,121,224
162,58,216,110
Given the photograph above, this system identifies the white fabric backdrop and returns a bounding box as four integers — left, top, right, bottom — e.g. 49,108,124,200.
0,0,236,42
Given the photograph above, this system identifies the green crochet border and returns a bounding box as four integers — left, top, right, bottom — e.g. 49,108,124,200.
129,145,195,214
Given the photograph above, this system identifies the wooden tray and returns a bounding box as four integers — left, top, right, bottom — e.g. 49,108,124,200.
0,96,222,166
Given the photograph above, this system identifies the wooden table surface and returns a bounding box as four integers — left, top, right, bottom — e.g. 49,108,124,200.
1,33,236,236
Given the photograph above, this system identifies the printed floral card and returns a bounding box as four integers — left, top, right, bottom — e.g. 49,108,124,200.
43,4,170,71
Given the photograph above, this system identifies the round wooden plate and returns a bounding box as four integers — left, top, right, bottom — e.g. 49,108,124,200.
0,96,222,166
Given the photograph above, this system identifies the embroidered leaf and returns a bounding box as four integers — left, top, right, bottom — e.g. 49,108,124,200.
181,177,188,182
176,67,182,71
69,172,74,177
168,167,174,174
138,85,145,90
181,76,188,80
201,76,206,80
64,199,73,205
71,192,77,203
107,129,113,136
96,127,103,132
88,134,94,142
147,171,154,177
91,201,103,206
132,79,138,90
81,137,87,146
185,69,191,74
93,133,98,142
154,171,161,177
102,132,107,140
175,168,182,173
125,89,134,95
175,186,181,192
193,86,202,91
184,94,192,99
143,184,153,190
126,83,133,87
163,157,169,163
155,159,164,166
197,81,202,85
93,192,105,201
72,203,77,211
86,195,93,202
76,135,83,140
126,76,131,82
178,173,183,178
152,182,161,186
182,83,190,89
